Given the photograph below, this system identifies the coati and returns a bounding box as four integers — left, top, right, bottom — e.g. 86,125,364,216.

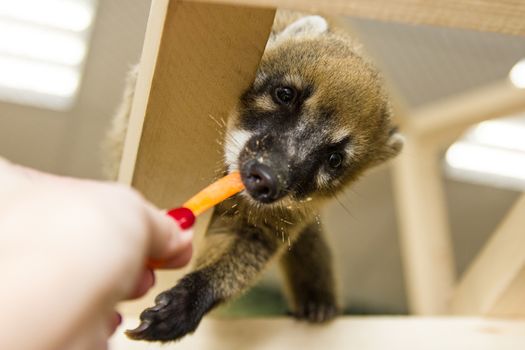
110,12,403,342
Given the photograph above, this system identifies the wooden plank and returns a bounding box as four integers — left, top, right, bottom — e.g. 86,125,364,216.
391,134,455,315
407,80,525,147
451,195,525,316
117,0,169,186
118,1,275,209
110,317,525,349
185,0,525,36
116,0,275,315
119,0,274,207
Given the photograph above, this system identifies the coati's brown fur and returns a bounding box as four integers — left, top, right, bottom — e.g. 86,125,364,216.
108,11,403,342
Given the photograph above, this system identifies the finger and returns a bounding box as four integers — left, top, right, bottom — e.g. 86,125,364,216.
0,158,43,194
142,202,194,263
126,268,155,300
7,161,63,182
151,242,193,269
108,311,122,336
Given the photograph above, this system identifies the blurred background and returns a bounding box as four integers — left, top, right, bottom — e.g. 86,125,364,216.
0,0,524,315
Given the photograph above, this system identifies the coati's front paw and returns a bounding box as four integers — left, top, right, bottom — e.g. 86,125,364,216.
293,301,339,323
126,272,216,342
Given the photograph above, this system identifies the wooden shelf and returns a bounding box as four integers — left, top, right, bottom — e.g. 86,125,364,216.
452,195,525,317
110,317,525,349
186,0,525,36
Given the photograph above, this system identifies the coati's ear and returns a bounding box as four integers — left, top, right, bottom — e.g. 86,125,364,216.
382,126,404,160
277,16,329,41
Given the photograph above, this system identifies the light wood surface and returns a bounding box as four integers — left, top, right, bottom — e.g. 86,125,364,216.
390,80,524,316
116,0,275,315
110,317,525,349
408,80,525,147
117,0,169,186
185,0,525,36
118,0,275,209
391,134,455,315
451,195,525,316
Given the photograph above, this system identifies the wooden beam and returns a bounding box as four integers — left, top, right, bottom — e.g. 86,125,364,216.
116,0,274,315
392,134,455,315
185,0,525,36
111,317,525,349
118,1,275,209
451,195,525,316
407,80,525,148
117,0,169,187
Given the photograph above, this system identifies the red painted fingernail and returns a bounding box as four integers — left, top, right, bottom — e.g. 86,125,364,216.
147,259,164,269
167,207,195,230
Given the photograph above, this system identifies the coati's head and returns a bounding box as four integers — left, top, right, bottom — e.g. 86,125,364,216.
225,15,403,206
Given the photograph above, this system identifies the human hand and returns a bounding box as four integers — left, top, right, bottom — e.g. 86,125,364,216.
0,157,193,350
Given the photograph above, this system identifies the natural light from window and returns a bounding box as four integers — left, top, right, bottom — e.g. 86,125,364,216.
445,116,525,191
510,59,525,89
0,0,97,110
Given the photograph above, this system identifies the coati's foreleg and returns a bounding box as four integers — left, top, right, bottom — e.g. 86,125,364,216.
127,222,280,342
280,221,339,322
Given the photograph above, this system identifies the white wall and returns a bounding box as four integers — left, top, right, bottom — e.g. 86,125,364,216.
0,0,151,178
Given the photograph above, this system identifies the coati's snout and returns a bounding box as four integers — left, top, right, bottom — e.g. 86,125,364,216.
242,160,281,203
238,134,290,204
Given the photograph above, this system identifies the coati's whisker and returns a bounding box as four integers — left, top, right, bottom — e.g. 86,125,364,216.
315,215,321,226
208,114,225,129
334,194,355,220
280,218,294,225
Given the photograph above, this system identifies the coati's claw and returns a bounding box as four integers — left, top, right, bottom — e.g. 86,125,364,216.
126,319,152,338
293,302,339,323
151,292,171,311
126,272,215,342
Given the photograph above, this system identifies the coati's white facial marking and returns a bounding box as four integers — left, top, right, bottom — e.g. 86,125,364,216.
253,95,276,111
315,133,354,188
330,128,351,144
224,129,252,172
254,71,268,89
316,170,331,188
282,74,306,91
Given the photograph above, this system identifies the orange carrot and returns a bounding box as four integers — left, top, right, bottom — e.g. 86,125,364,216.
149,172,244,269
183,171,244,216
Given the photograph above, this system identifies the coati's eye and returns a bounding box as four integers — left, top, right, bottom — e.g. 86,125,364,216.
274,86,296,105
328,152,343,168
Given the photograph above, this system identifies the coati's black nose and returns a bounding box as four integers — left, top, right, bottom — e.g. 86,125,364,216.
242,161,280,203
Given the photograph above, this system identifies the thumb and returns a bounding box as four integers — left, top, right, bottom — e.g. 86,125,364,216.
142,203,194,268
